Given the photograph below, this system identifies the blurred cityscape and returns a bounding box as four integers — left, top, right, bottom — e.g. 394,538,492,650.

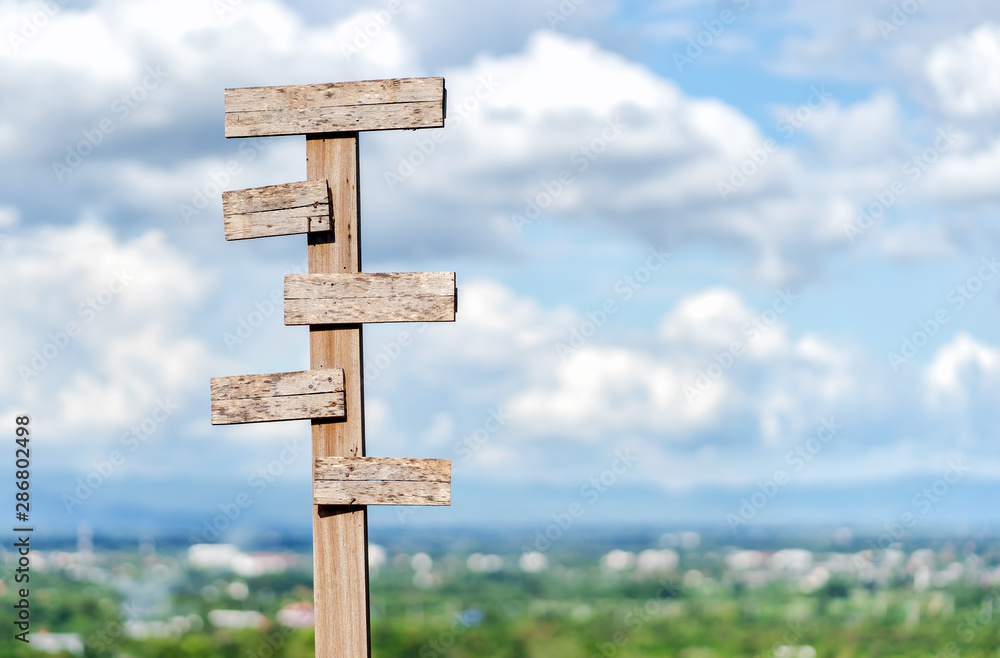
3,525,1000,656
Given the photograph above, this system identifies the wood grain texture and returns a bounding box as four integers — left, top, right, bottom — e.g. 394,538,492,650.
212,393,344,425
223,179,329,215
225,78,445,137
314,480,451,506
284,272,457,325
223,180,331,240
210,368,345,424
225,78,442,112
307,134,371,657
315,457,451,482
314,457,451,506
287,272,455,298
211,368,344,398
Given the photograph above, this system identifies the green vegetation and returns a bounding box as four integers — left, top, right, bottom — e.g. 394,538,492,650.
3,536,999,657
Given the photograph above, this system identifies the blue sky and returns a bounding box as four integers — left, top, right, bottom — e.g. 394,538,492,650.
2,0,999,538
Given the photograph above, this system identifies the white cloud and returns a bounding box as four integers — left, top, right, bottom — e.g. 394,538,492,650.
5,2,980,282
367,279,910,489
56,323,207,428
368,29,863,280
81,137,306,226
0,0,422,165
1,5,134,81
364,396,392,443
923,130,1000,202
420,412,454,446
3,219,203,323
797,93,902,164
660,288,754,347
331,9,419,69
927,23,1000,117
3,0,1000,504
925,332,1000,408
769,0,1000,81
0,205,19,227
506,345,705,440
869,222,960,260
0,220,216,441
421,278,575,370
411,283,856,450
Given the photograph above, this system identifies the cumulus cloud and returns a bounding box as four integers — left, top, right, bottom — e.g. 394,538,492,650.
796,93,902,165
3,0,1000,513
0,205,19,227
503,286,855,446
868,222,960,260
927,23,1000,118
924,332,1000,408
922,130,1000,202
356,270,1000,491
368,30,869,280
2,0,985,281
0,220,216,446
363,279,886,488
768,0,1000,79
506,345,703,440
0,0,426,236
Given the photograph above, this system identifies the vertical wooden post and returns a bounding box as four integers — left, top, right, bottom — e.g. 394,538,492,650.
215,79,450,657
307,134,371,657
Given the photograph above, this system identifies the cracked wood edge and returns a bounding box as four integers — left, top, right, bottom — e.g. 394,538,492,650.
222,180,331,240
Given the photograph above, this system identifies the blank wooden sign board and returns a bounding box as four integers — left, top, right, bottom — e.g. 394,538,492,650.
209,77,453,657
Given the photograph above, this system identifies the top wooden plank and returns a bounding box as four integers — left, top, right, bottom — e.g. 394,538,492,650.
225,77,446,138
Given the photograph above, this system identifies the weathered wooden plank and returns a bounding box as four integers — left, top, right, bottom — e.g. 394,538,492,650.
314,458,451,505
212,368,344,399
213,393,344,425
225,78,443,113
225,207,331,241
222,180,331,240
210,368,345,424
314,480,451,506
287,271,455,298
284,272,457,325
223,179,329,215
315,457,451,482
227,102,444,138
287,296,456,325
225,78,445,137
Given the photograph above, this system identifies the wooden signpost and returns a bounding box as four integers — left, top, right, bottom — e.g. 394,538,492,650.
209,77,454,657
